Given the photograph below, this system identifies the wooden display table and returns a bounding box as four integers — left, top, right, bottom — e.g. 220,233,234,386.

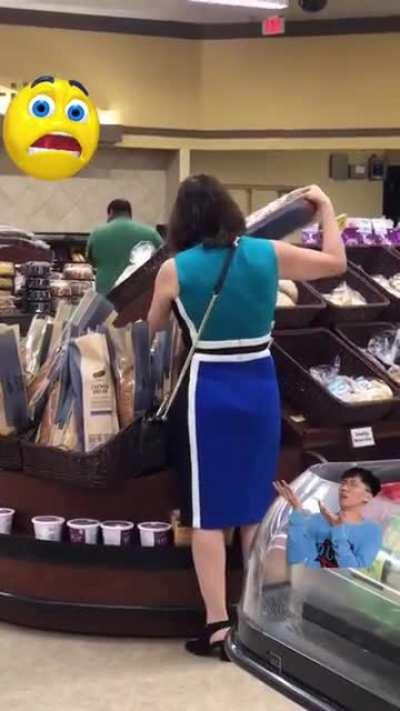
0,468,242,637
0,446,300,637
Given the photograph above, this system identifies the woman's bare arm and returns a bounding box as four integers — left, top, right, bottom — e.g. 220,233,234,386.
147,259,179,339
274,186,347,282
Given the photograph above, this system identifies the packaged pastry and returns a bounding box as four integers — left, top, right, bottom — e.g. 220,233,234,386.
0,295,17,313
323,282,366,307
0,262,15,277
27,289,51,302
0,277,13,291
26,277,50,290
50,279,72,299
69,332,119,452
26,262,51,278
372,273,400,299
310,357,393,404
26,301,51,315
63,263,93,281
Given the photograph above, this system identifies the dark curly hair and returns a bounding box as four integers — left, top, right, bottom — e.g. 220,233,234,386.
167,174,246,253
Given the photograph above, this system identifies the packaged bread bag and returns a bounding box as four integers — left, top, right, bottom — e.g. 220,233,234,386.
36,355,80,452
107,320,153,428
69,332,119,453
152,317,185,405
0,324,30,436
107,325,135,429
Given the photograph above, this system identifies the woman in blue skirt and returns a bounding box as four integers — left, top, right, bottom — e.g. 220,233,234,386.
148,176,346,660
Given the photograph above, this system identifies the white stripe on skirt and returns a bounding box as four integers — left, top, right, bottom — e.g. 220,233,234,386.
188,356,201,529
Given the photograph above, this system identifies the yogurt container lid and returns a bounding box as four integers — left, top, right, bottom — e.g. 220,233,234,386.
101,520,134,529
32,515,65,523
138,522,172,532
67,518,99,528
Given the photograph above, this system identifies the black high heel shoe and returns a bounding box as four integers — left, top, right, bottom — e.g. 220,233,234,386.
185,620,231,661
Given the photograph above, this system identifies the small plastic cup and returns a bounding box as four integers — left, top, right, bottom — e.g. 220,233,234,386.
67,519,99,545
138,522,172,548
0,508,15,535
101,521,134,546
32,515,65,542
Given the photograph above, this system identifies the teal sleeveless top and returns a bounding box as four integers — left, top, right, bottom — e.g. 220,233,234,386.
174,236,278,345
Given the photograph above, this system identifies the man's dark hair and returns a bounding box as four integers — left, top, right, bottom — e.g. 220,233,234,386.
341,467,381,497
167,174,246,253
107,199,132,220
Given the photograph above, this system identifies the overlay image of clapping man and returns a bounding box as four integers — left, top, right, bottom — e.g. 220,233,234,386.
274,467,383,569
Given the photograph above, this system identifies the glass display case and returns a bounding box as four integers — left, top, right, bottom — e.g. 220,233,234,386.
228,461,400,711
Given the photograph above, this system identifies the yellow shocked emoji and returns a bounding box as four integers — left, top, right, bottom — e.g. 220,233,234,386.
3,76,99,180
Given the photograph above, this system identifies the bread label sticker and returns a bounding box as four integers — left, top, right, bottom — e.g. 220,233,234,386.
350,427,375,449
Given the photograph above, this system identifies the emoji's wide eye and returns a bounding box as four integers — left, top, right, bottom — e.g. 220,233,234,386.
66,99,88,123
29,94,55,119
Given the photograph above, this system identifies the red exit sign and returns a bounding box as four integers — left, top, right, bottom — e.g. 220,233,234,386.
262,16,285,36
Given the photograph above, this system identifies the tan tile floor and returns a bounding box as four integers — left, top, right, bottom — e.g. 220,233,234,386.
0,623,304,711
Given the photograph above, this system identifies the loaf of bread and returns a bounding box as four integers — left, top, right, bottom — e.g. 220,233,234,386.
277,291,295,308
278,280,298,304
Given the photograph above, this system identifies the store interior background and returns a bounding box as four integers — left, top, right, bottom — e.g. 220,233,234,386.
0,22,399,231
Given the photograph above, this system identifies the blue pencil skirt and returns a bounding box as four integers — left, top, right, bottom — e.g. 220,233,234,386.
168,346,281,529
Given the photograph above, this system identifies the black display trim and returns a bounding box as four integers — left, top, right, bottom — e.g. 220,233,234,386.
233,618,399,711
227,632,336,711
0,590,200,637
0,532,242,571
1,9,400,40
0,590,238,637
303,602,400,665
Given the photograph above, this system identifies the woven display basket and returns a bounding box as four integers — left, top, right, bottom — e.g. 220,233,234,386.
21,416,163,488
307,267,389,325
347,246,400,320
0,434,22,471
275,282,326,330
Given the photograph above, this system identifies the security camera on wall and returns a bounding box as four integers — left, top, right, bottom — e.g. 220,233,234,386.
299,0,328,12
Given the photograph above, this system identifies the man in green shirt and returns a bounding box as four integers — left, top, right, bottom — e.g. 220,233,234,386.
87,199,163,295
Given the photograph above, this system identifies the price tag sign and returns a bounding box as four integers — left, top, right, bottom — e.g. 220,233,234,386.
350,427,375,449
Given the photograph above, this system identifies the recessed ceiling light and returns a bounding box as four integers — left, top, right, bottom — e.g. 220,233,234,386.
188,1,289,9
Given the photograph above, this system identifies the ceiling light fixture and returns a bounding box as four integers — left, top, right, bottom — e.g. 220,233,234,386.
188,1,289,10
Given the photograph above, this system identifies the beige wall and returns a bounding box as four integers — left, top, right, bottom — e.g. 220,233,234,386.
0,25,399,133
0,147,168,231
0,25,396,227
0,25,201,129
190,150,384,217
199,35,400,131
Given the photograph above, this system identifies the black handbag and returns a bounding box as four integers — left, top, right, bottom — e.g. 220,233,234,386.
138,239,240,476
